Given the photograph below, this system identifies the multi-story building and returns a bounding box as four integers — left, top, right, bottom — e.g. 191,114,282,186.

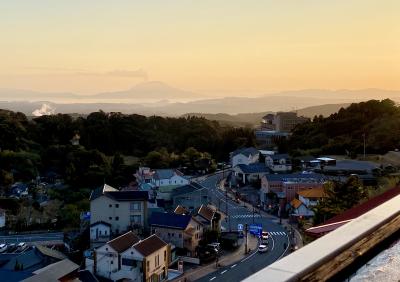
87,231,169,282
150,212,203,257
264,154,292,172
261,112,309,133
171,183,208,211
194,205,221,232
89,184,149,241
259,173,325,205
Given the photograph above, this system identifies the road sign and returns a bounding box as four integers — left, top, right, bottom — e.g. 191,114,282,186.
249,223,262,236
237,224,243,232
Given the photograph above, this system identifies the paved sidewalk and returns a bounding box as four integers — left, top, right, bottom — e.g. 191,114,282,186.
175,235,259,282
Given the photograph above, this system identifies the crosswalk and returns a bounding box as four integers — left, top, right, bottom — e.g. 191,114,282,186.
231,214,262,219
268,231,287,236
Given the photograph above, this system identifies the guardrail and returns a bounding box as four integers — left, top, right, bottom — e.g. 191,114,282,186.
243,193,400,282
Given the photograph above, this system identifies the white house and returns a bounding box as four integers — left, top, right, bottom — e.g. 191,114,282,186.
87,231,169,282
135,167,190,188
90,221,111,248
231,147,260,167
265,154,292,172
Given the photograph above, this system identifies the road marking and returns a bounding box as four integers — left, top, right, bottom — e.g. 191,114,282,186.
270,233,275,252
210,277,216,281
241,246,259,263
277,232,291,260
231,264,237,268
221,270,227,274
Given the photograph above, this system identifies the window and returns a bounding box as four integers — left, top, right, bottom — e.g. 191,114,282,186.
115,204,119,208
147,261,150,271
111,260,113,264
115,216,119,221
179,234,182,238
109,217,112,220
172,233,174,237
130,202,142,211
122,258,135,266
130,215,141,224
155,255,159,267
109,204,112,208
164,251,167,261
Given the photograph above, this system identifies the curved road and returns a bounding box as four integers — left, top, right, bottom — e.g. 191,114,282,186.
195,172,290,282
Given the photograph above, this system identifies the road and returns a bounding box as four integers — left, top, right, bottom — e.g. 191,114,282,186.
0,232,64,244
195,172,290,282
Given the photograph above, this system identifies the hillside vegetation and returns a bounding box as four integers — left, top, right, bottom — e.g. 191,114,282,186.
289,99,400,156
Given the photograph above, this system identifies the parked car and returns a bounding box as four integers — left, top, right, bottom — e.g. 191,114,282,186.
7,243,17,252
258,244,268,253
0,244,7,253
17,242,27,252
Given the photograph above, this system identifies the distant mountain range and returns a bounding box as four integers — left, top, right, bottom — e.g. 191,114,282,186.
0,82,398,118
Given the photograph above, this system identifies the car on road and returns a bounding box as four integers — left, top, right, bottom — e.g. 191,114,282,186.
208,243,220,253
0,244,7,253
17,242,28,252
261,231,269,243
258,244,268,253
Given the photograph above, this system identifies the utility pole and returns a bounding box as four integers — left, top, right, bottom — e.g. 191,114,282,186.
363,133,366,159
245,223,248,254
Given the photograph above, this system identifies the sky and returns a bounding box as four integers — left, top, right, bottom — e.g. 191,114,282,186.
0,1,399,96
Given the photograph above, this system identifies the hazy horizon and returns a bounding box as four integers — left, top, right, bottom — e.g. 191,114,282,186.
1,1,399,98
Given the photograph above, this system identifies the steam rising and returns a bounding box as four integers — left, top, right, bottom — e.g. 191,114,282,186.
32,103,55,116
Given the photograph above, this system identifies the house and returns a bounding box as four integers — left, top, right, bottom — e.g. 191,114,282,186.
171,183,209,211
150,212,204,257
135,167,190,188
89,184,149,239
259,173,325,206
264,154,292,172
230,147,260,167
0,244,67,282
290,187,327,218
22,258,79,282
90,221,111,248
87,231,169,282
0,208,5,228
305,186,400,238
194,205,221,232
174,205,189,215
233,163,270,184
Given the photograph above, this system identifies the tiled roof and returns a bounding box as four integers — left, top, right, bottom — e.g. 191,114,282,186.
290,198,303,209
153,169,184,180
106,190,148,201
197,205,215,222
232,147,259,157
171,183,204,197
297,187,327,198
107,231,140,253
23,259,79,282
174,205,189,215
150,212,192,230
236,163,270,174
133,234,167,257
34,244,67,260
306,186,400,237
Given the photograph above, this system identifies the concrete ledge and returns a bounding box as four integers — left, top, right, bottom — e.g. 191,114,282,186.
243,193,400,282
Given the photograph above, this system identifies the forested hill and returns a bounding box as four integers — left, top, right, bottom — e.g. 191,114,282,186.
289,99,400,156
0,110,255,188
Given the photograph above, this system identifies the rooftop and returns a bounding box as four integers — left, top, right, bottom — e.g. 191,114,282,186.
133,234,167,257
297,187,327,199
290,198,303,209
90,184,148,201
265,173,325,182
22,259,79,282
197,204,215,222
150,212,192,230
107,231,140,253
236,163,270,174
232,147,259,157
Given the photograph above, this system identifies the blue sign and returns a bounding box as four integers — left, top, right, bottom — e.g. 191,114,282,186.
249,223,262,236
237,224,243,231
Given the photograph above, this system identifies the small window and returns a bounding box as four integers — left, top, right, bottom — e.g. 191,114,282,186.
115,204,119,208
106,247,108,251
111,261,113,264
115,216,119,221
109,204,112,208
109,217,112,220
179,234,182,238
172,233,174,237
147,261,150,271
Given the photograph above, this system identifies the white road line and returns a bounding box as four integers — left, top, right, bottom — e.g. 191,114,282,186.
270,233,275,252
231,264,237,268
210,276,216,281
277,232,291,260
221,270,227,274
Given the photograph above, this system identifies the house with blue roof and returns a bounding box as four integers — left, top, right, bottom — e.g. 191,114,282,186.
230,147,260,167
264,153,292,172
233,163,270,185
150,212,204,257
